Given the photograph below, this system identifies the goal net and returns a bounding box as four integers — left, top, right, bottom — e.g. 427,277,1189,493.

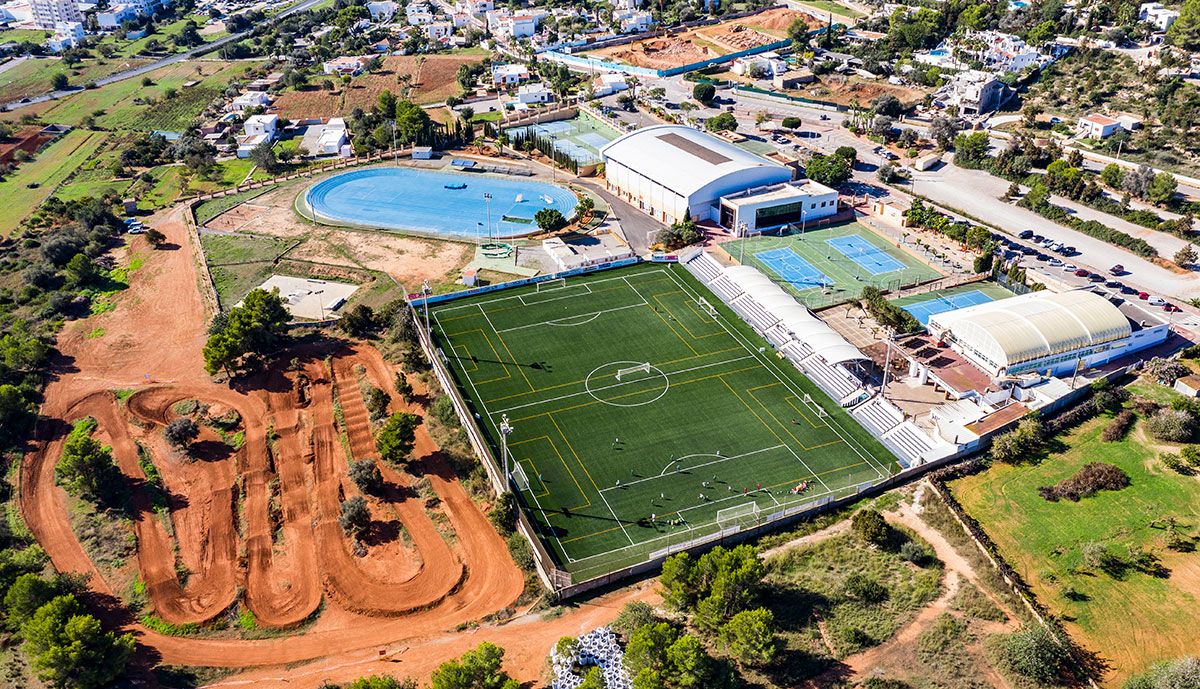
511,463,530,492
615,362,651,381
803,393,829,418
536,277,566,293
697,297,718,319
716,502,761,530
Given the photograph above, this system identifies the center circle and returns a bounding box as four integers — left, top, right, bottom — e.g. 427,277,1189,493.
584,361,670,408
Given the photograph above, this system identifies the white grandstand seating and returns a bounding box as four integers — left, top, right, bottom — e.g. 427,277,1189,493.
882,421,937,465
801,356,861,402
731,295,779,332
852,397,904,436
686,252,724,284
707,275,742,303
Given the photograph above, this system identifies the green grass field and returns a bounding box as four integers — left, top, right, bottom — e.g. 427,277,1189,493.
950,408,1200,683
725,222,942,310
0,130,106,236
430,262,897,581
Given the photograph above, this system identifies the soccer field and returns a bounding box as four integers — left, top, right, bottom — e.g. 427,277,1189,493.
725,221,942,310
429,262,897,581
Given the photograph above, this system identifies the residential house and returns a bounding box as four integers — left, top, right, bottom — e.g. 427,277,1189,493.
730,51,787,78
613,0,641,9
237,114,279,158
228,91,272,112
366,0,396,21
1174,375,1200,397
934,69,1007,115
1077,113,1120,139
591,72,629,97
424,20,452,40
315,118,349,156
773,69,815,90
96,2,137,27
491,62,530,86
45,20,82,51
454,0,490,14
1139,2,1179,31
406,2,434,25
486,8,541,37
516,82,552,104
323,55,370,75
613,7,652,33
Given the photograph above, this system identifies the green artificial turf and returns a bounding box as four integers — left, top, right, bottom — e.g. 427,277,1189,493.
430,262,897,581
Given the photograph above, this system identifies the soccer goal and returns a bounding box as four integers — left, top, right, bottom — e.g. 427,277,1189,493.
511,463,530,492
716,502,761,531
697,297,718,319
803,393,829,417
536,277,566,293
615,362,651,381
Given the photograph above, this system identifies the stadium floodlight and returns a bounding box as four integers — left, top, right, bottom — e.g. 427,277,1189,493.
615,362,651,381
500,414,514,489
420,280,431,335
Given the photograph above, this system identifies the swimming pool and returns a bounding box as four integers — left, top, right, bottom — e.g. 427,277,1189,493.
304,167,579,239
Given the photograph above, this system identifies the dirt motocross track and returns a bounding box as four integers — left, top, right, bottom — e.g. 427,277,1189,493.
18,205,573,681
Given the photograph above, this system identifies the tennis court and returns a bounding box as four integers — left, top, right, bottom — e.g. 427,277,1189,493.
508,113,622,165
755,247,831,288
725,221,943,309
429,263,895,581
827,235,906,275
892,282,1015,326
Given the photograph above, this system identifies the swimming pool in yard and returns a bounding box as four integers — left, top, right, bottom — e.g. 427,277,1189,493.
303,167,578,239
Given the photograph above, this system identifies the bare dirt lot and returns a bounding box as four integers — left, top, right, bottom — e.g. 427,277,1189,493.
791,74,930,108
586,19,781,71
273,54,483,120
201,180,474,292
728,7,824,36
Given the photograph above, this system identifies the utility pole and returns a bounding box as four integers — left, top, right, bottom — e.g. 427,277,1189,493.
500,414,513,489
738,221,748,264
421,280,431,336
484,192,493,242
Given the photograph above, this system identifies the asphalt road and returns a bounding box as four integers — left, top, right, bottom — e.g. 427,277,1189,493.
1,0,326,113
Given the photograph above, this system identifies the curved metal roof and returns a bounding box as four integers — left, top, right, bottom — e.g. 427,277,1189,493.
927,290,1131,370
600,125,790,199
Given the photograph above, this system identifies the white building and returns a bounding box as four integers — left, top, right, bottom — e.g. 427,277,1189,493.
228,91,271,112
423,20,452,40
406,2,434,24
934,69,1007,115
455,0,490,14
613,0,642,9
96,2,136,27
243,113,278,138
323,55,370,75
1140,2,1179,31
0,1,34,24
30,0,80,29
717,180,839,233
516,82,552,104
926,290,1168,379
591,72,629,97
916,30,1046,75
486,8,540,37
366,0,397,21
45,20,83,51
600,125,795,225
1077,113,1121,139
730,51,787,78
315,118,348,156
613,7,652,33
491,62,530,85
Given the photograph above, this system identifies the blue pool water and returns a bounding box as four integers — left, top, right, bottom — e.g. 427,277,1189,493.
901,289,995,326
929,49,949,57
826,235,906,275
755,247,832,288
305,167,578,239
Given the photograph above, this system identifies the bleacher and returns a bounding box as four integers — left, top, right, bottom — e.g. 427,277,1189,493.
707,275,742,303
800,356,862,402
882,422,938,467
730,295,779,333
685,251,724,284
852,397,904,437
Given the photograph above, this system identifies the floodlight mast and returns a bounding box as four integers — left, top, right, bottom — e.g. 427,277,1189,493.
421,280,431,335
500,414,514,489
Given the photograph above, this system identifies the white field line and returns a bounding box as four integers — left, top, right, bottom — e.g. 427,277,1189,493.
495,299,647,334
600,444,785,494
435,269,662,313
517,283,593,307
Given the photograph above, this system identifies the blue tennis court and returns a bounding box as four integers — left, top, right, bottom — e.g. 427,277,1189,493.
827,235,906,275
901,289,995,326
756,247,832,288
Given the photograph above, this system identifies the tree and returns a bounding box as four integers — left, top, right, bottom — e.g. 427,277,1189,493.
1125,657,1200,689
430,641,519,689
705,112,737,133
719,608,776,666
21,595,135,689
203,288,291,376
349,459,384,495
805,154,852,186
56,420,123,506
929,115,956,149
341,304,378,336
781,116,802,129
1101,163,1124,188
834,145,858,164
990,416,1045,464
1148,171,1178,205
250,140,278,174
375,412,419,465
1168,0,1200,50
953,132,991,168
1123,164,1156,199
377,89,398,119
364,386,391,422
164,417,199,451
64,253,100,286
144,228,167,247
4,574,59,631
994,626,1070,685
787,16,811,47
51,73,68,90
611,601,656,640
692,82,716,105
851,509,891,547
871,94,902,117
348,676,417,689
1175,243,1197,268
339,496,371,537
534,208,567,232
394,372,414,403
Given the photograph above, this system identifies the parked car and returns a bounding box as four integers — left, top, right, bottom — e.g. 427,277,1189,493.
1110,264,1125,275
1036,253,1050,261
1019,229,1035,239
1033,234,1045,243
1138,291,1150,300
1088,273,1104,282
1048,258,1064,267
1074,268,1090,277
1121,284,1137,294
1105,280,1122,288
1062,264,1078,272
1165,304,1181,312
1148,296,1167,306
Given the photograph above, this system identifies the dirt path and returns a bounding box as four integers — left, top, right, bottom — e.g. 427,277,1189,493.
21,203,631,686
761,519,850,560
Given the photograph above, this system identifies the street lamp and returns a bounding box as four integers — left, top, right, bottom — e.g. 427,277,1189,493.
483,192,493,241
500,414,514,489
420,280,431,336
391,121,398,165
737,221,748,264
313,289,325,320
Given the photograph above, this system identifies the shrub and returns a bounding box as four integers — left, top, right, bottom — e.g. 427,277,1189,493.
164,417,199,451
1146,408,1195,443
844,573,888,604
899,540,932,566
1145,357,1189,384
349,459,384,495
1102,410,1136,441
991,625,1070,685
781,116,802,129
364,385,391,422
1038,462,1130,502
430,396,458,427
851,509,891,547
611,601,656,640
1124,656,1200,689
487,491,516,536
338,496,371,537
